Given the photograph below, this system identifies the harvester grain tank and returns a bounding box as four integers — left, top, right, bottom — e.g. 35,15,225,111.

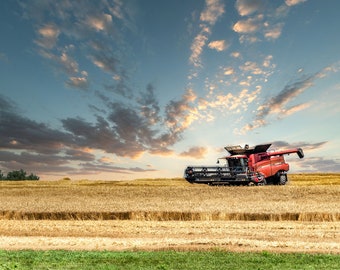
184,143,304,185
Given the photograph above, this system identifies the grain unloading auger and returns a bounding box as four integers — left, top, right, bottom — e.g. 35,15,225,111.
184,143,304,186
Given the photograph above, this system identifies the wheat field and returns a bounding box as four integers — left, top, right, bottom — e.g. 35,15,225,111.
0,174,339,253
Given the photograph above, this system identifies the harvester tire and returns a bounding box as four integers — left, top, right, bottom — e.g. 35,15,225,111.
279,173,287,185
257,174,267,186
257,179,266,186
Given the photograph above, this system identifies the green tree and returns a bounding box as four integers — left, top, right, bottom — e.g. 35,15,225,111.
1,169,39,181
6,169,27,180
26,173,40,180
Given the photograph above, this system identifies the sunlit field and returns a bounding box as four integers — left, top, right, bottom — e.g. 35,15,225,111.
0,174,339,254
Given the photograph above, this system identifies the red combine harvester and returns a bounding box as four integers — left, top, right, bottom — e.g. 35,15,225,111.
184,143,304,186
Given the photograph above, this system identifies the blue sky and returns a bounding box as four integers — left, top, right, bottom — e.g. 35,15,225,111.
0,0,339,180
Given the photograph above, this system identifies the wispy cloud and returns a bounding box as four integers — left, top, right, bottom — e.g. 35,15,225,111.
189,27,210,68
232,0,308,43
233,16,262,34
189,0,225,68
285,0,307,7
208,40,229,51
235,0,264,16
22,0,133,92
197,87,261,120
264,23,284,40
85,13,114,33
165,89,198,135
271,141,328,151
237,64,338,134
179,146,208,159
35,24,60,49
200,0,225,25
66,71,89,90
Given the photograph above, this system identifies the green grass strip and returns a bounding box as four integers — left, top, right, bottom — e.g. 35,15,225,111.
1,250,339,270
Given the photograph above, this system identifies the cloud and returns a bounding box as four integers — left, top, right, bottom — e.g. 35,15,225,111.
86,13,113,33
233,16,262,34
197,87,261,118
256,74,314,120
228,55,275,86
237,64,338,134
285,0,307,7
262,55,274,68
22,0,134,92
66,71,89,90
0,149,155,176
237,75,314,134
179,147,208,159
264,23,284,40
65,148,96,162
103,70,133,98
165,89,198,134
230,51,241,58
76,162,157,175
200,0,225,25
60,86,199,159
232,1,307,43
0,95,73,154
61,115,136,157
0,150,77,174
39,46,79,76
298,157,340,172
235,0,264,16
240,61,265,75
35,24,60,49
0,95,94,174
0,151,69,167
280,102,312,117
271,141,328,151
0,91,178,175
189,0,225,69
208,40,229,51
189,27,210,68
137,84,161,125
89,40,120,74
223,67,234,75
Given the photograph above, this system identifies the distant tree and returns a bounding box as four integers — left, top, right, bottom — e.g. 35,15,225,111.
5,169,39,181
26,173,40,180
0,170,3,180
6,169,27,180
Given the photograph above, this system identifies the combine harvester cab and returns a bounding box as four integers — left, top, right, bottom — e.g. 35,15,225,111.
184,143,304,186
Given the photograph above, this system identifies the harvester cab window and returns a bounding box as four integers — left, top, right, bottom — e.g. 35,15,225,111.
228,158,247,173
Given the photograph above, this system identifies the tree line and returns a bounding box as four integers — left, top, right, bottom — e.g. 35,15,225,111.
0,169,39,181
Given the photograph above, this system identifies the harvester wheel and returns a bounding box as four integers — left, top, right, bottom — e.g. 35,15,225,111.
279,173,287,185
256,173,266,186
257,178,267,186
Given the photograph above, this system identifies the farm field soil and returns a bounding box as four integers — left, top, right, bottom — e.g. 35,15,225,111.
0,174,339,253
